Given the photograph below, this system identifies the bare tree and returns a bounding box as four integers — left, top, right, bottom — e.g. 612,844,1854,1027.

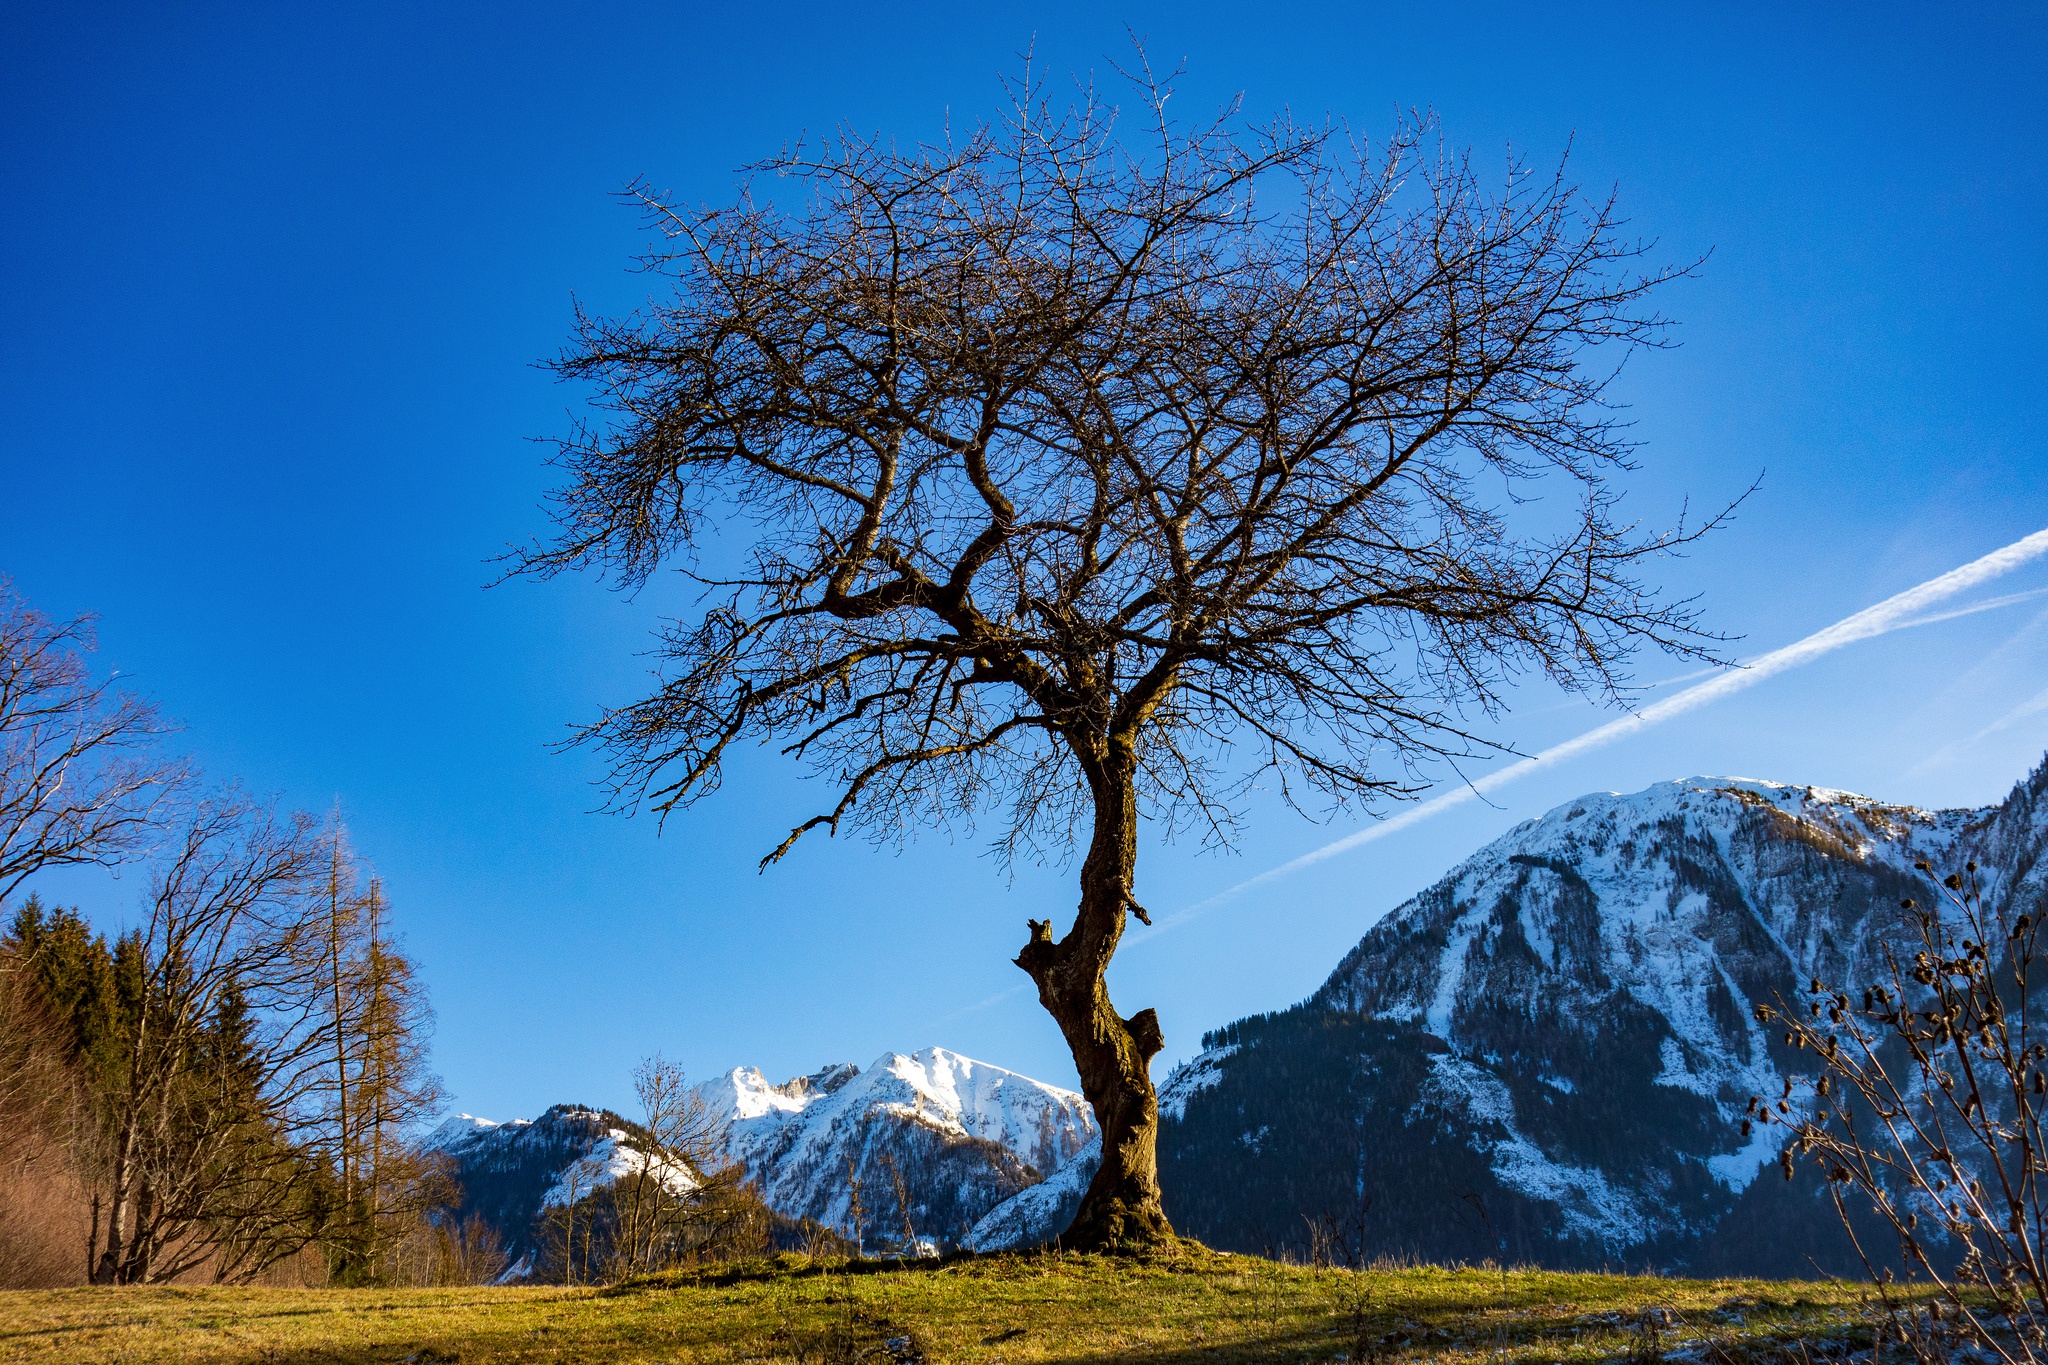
0,580,189,904
309,839,447,1285
516,66,1719,1248
543,1162,603,1286
883,1151,917,1254
350,881,446,1280
1762,862,2048,1362
78,790,332,1284
0,584,445,1283
843,1156,865,1259
609,1053,750,1275
425,1211,508,1286
322,816,358,1237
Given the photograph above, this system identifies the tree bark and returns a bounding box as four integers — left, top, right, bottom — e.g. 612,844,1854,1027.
95,1050,141,1284
1014,748,1174,1251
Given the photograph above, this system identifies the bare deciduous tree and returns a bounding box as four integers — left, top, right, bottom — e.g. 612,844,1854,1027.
516,68,1719,1248
609,1053,754,1275
312,835,447,1285
8,792,441,1286
1,582,445,1284
82,791,331,1284
1763,863,2048,1362
0,580,189,904
417,1211,508,1286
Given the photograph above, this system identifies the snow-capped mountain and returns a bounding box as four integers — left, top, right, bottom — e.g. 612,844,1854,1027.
697,1047,1097,1246
1133,757,2048,1273
418,756,2048,1272
423,1104,681,1274
427,1109,694,1210
423,1049,1097,1268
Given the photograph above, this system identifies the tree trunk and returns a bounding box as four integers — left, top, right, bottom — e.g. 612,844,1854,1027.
95,1064,140,1284
1014,749,1174,1251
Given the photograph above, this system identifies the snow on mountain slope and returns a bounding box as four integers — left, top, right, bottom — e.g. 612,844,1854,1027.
425,1113,528,1153
1157,1045,1233,1120
705,1048,1095,1178
1307,776,1958,1223
428,1108,693,1208
1144,758,2048,1273
539,1116,696,1208
423,1104,683,1276
965,1137,1101,1251
697,1047,1097,1244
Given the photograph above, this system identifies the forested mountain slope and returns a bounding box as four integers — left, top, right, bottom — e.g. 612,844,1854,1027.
1138,758,2048,1272
423,1105,700,1276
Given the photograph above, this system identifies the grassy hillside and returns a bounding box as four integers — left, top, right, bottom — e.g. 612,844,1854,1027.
0,1247,1905,1363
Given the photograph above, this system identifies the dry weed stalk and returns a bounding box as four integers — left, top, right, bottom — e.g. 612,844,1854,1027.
1757,861,2047,1362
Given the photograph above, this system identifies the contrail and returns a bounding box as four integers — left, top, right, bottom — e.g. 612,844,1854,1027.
1892,587,2048,632
1144,527,2048,935
1974,683,2048,742
936,530,2048,1017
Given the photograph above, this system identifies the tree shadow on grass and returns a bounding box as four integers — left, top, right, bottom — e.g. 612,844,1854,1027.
606,1249,975,1292
1017,1297,1879,1365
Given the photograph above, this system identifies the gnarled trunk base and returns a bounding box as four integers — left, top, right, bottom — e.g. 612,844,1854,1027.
1016,917,1175,1252
1064,1132,1176,1250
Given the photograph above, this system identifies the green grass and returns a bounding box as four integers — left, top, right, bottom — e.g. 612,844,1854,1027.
0,1246,1909,1363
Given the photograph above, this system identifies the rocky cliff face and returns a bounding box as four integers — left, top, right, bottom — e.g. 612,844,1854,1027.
1138,758,2048,1272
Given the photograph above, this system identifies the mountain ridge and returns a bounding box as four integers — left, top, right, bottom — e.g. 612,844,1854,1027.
418,757,2048,1275
423,1047,1097,1267
697,1045,1097,1245
1140,759,2048,1271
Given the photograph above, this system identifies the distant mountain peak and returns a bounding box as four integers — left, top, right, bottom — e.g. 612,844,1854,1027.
421,1047,1098,1270
695,1046,1096,1246
423,1112,525,1152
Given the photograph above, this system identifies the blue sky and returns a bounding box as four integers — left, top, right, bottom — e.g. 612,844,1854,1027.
4,2,2045,1121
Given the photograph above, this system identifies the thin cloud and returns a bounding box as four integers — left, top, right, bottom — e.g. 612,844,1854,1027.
1504,587,2048,723
1903,603,2048,777
1974,684,2048,742
1891,587,2048,632
936,981,1031,1023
